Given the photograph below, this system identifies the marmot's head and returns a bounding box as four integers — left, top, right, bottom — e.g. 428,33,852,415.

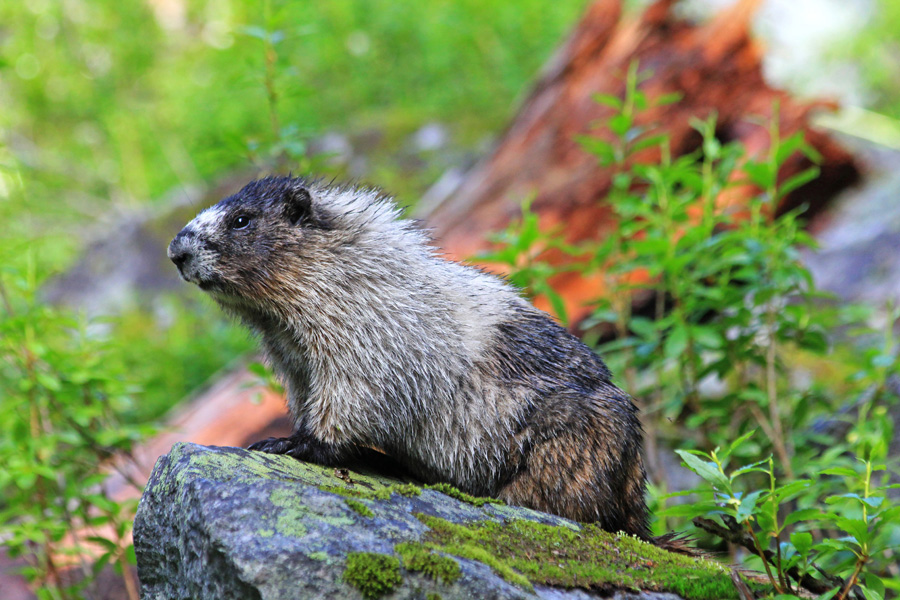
168,175,413,307
168,176,336,303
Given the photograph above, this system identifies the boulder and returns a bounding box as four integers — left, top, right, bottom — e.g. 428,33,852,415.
134,443,743,600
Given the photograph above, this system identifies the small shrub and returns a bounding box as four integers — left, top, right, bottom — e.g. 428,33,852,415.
487,61,899,598
0,259,152,600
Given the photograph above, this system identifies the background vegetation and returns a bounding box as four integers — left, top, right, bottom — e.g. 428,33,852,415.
1,0,899,598
491,67,899,597
0,0,587,423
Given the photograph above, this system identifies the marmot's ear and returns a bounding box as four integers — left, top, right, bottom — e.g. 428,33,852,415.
284,187,329,229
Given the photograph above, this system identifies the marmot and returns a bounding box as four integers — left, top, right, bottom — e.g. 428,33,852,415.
168,176,649,538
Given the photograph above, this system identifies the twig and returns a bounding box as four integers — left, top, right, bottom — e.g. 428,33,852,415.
836,559,866,600
0,280,15,316
730,569,755,600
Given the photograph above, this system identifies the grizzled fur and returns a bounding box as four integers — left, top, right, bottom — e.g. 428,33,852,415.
168,176,649,537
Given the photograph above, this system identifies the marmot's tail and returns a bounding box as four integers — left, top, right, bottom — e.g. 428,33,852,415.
651,532,702,556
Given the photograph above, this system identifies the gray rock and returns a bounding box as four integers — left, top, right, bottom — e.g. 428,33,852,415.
134,443,737,600
310,132,353,167
41,172,255,316
804,157,900,307
411,123,448,153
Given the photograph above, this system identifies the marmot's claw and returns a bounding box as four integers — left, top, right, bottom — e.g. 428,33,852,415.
248,436,296,454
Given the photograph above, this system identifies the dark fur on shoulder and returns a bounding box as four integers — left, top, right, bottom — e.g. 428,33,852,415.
168,176,649,538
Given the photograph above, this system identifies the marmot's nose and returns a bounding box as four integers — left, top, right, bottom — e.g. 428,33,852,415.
170,249,189,270
168,232,193,272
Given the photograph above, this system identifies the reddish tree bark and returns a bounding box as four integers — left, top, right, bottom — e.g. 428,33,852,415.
425,0,859,324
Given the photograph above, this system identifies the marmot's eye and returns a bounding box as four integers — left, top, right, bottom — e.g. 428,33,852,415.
232,215,251,230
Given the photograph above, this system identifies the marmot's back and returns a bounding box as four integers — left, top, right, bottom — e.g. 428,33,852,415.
168,176,649,538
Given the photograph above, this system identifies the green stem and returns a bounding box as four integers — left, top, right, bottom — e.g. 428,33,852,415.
768,458,790,592
766,304,793,479
745,521,785,594
262,0,281,144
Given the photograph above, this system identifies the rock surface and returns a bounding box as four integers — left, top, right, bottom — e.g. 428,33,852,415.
134,443,739,600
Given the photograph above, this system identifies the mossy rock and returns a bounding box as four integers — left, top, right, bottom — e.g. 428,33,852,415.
134,442,745,599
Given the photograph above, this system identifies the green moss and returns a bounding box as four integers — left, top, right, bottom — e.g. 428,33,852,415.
395,542,461,584
425,594,442,600
322,482,421,501
322,484,364,499
343,552,403,599
345,499,375,518
414,514,743,600
308,551,329,561
449,542,534,590
424,483,502,507
372,482,423,500
391,483,423,497
370,487,394,500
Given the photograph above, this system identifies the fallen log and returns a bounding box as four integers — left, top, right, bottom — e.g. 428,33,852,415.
424,0,860,324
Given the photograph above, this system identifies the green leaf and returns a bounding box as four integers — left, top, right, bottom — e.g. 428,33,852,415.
664,325,688,359
609,113,632,138
629,133,668,154
871,353,895,368
91,552,113,578
578,137,616,163
15,471,37,490
862,574,886,600
629,317,658,339
820,467,857,477
771,480,812,502
790,531,813,557
743,161,773,189
814,538,853,552
86,536,118,552
834,516,868,544
703,137,722,161
875,505,900,523
592,93,623,109
858,584,885,600
784,508,821,527
36,372,61,391
778,166,820,199
861,496,884,509
735,489,764,523
654,92,682,107
691,325,723,349
730,460,770,480
775,131,807,166
727,430,758,455
659,501,720,517
675,450,731,492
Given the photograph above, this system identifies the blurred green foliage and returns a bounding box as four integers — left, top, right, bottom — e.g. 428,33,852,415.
0,258,151,599
114,296,255,423
0,0,585,419
835,0,900,119
0,0,585,271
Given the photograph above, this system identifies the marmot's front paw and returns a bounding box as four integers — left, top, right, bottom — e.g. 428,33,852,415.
248,436,299,455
